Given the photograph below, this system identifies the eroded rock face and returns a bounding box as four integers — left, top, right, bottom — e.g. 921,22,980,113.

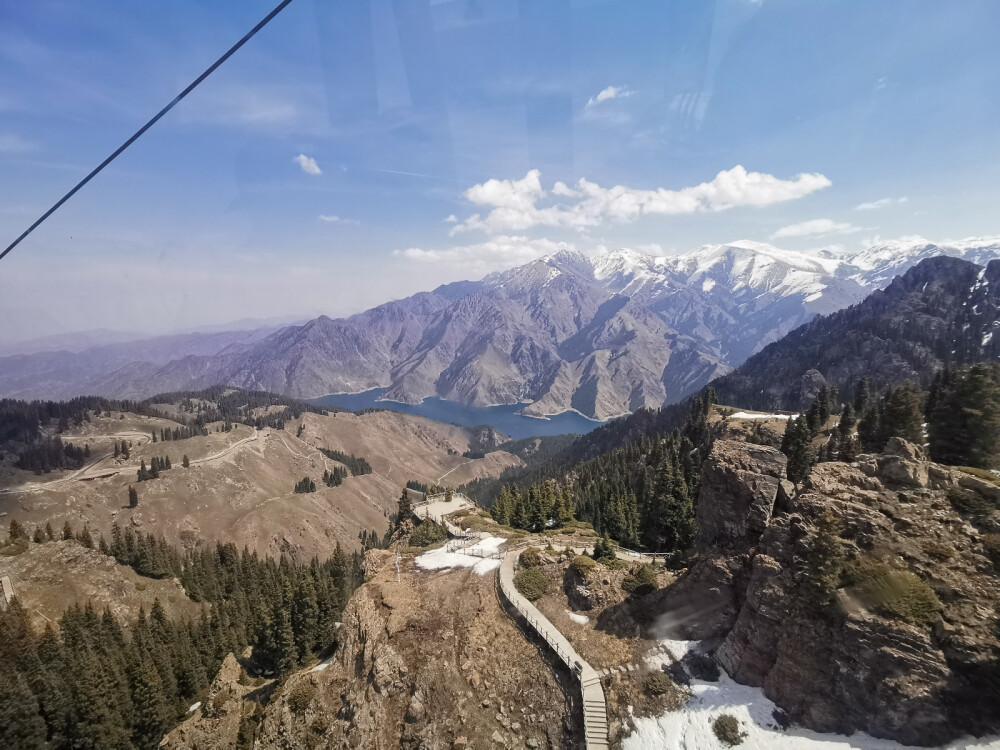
252,556,573,749
697,440,787,545
673,439,1000,746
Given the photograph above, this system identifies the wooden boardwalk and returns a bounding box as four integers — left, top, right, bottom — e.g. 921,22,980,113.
498,549,609,749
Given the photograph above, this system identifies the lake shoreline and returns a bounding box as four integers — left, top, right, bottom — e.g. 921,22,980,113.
308,388,608,440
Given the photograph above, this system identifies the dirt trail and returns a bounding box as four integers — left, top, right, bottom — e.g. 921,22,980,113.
436,458,475,483
1,427,264,495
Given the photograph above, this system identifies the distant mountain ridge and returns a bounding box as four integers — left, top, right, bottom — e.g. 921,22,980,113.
2,237,998,419
710,255,1000,409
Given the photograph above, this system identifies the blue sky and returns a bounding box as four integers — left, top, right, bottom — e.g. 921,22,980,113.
2,0,1000,339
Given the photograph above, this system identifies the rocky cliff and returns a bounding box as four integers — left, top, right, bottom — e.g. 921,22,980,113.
661,436,1000,746
252,549,576,749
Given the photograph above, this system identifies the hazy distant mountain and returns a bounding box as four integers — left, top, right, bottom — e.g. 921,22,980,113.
1,237,998,419
0,329,145,357
0,327,281,401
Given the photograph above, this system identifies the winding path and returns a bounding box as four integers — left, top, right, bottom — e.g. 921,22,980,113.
0,426,265,495
498,548,610,749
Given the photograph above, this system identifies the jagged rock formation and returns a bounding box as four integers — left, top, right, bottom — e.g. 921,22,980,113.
660,436,1000,746
253,550,575,749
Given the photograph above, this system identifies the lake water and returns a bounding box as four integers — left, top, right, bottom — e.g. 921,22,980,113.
310,388,605,440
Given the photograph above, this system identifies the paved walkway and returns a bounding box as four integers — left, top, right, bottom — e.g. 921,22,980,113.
498,549,609,750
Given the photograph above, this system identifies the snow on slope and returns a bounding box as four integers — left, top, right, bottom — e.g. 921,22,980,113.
626,640,999,750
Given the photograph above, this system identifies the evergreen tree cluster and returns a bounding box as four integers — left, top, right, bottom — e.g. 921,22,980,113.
0,387,335,469
926,363,1000,469
145,386,333,433
152,425,208,443
137,456,172,482
322,467,347,487
780,365,1000,479
293,477,317,494
782,381,867,482
492,430,699,555
855,379,925,452
0,529,362,749
15,437,87,474
316,448,372,476
490,480,575,533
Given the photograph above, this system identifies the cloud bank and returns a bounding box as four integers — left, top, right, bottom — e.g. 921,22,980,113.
452,166,832,235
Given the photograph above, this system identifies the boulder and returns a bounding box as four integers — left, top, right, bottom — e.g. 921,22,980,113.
697,440,787,544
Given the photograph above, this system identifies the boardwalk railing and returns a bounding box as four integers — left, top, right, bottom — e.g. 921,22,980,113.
498,557,579,668
497,549,609,749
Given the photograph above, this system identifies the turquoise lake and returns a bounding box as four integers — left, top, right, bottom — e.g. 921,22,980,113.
309,389,606,440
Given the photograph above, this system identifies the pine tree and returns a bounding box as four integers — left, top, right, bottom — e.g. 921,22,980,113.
129,658,170,750
803,510,844,609
291,576,319,661
784,416,813,485
838,403,856,434
397,489,412,523
9,518,26,540
0,671,48,750
854,377,870,414
882,381,925,445
928,363,1000,469
128,486,139,509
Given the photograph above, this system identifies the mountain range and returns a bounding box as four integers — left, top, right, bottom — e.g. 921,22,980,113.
3,237,999,419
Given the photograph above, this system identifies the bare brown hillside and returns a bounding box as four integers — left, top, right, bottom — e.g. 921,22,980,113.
0,539,199,629
0,407,522,561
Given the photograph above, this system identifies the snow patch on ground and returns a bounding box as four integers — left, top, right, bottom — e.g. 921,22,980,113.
187,702,201,714
567,610,589,625
310,655,335,672
729,411,798,420
414,535,504,575
627,641,998,750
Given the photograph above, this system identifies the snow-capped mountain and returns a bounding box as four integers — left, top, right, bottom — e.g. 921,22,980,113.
843,236,1000,288
2,238,998,420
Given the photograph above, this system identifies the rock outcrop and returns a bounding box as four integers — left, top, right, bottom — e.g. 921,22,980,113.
161,652,265,749
697,440,787,544
662,437,1000,746
252,550,574,749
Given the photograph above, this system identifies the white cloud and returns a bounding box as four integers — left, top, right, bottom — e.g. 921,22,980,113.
453,166,831,235
854,196,908,211
394,235,571,275
771,218,861,239
587,85,633,107
444,214,458,223
294,154,322,175
318,214,358,225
